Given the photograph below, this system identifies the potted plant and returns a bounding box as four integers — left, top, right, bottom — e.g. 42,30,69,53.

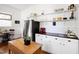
24,35,31,45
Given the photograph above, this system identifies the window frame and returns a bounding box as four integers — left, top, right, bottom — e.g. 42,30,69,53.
0,13,12,20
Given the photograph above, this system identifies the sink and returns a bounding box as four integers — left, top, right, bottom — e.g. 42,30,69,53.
66,35,78,39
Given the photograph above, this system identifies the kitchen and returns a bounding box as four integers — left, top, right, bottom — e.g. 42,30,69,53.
25,4,79,54
0,4,79,54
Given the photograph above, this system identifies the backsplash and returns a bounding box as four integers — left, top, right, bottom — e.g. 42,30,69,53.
40,20,77,34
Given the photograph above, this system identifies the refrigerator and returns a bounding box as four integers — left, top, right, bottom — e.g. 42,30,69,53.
23,20,40,42
23,20,30,39
32,20,40,41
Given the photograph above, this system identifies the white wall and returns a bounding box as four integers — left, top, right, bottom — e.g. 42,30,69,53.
0,4,22,38
1,4,78,38
21,4,79,38
40,20,77,34
21,4,69,19
75,5,79,38
21,4,68,35
40,5,79,38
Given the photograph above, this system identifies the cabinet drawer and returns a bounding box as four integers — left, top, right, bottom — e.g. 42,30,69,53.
35,34,45,44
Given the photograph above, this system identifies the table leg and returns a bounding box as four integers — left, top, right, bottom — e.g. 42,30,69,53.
9,49,11,54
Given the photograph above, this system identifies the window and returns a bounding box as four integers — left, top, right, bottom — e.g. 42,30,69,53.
0,13,12,27
0,13,12,20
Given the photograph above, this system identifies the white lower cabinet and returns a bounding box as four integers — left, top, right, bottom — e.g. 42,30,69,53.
35,34,79,54
51,37,78,54
35,34,45,44
50,37,62,54
42,36,53,53
61,38,79,54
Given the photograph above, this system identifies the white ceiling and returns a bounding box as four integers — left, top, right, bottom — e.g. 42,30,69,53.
8,4,36,11
2,4,77,11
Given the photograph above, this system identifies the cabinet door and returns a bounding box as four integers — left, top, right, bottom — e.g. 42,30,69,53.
42,36,65,54
35,34,42,44
55,37,68,54
50,37,63,54
35,34,45,44
62,38,79,54
68,39,78,54
42,35,53,53
36,34,52,53
57,38,79,54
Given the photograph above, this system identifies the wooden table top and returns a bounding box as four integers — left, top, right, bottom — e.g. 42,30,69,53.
8,38,41,54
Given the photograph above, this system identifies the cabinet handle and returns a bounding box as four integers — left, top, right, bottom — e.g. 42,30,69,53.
55,38,57,40
63,44,65,46
68,40,71,42
46,36,47,38
37,35,39,36
60,42,62,45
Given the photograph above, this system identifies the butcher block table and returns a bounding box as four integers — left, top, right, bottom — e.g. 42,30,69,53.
8,38,41,54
